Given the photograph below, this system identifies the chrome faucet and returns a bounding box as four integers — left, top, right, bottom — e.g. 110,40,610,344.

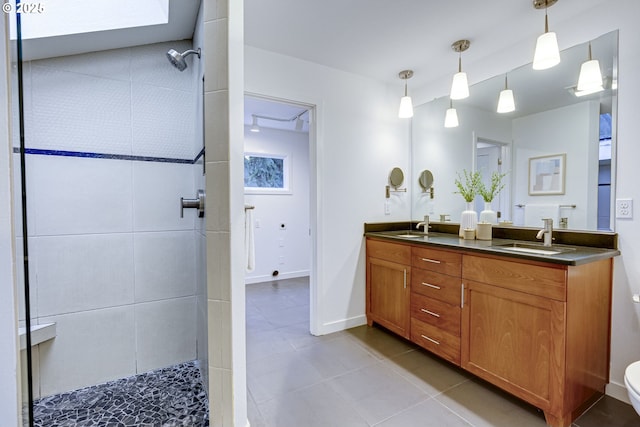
416,215,430,234
536,218,553,247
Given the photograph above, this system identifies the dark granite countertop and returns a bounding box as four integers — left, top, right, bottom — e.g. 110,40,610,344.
365,229,620,266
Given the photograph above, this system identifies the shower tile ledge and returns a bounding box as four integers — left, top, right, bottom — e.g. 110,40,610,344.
19,322,56,350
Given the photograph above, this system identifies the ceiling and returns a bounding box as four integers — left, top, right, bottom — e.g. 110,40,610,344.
243,0,612,129
12,0,613,131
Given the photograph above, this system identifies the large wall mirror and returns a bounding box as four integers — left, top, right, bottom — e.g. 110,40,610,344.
412,30,617,232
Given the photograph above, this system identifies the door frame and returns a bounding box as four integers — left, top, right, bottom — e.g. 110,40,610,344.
244,91,321,336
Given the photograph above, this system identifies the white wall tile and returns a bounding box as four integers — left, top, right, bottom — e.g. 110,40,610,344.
206,231,230,302
208,299,232,369
204,90,229,162
34,234,135,317
132,162,195,231
30,66,132,154
130,41,196,93
38,306,136,397
11,61,32,149
12,153,36,237
134,231,196,302
31,156,133,235
15,237,38,321
131,82,196,159
135,297,197,373
204,161,229,232
21,345,40,401
203,19,228,93
32,48,132,82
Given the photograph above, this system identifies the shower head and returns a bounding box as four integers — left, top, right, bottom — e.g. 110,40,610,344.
166,48,201,71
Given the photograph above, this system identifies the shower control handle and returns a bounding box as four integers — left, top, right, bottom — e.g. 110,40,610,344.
181,189,205,218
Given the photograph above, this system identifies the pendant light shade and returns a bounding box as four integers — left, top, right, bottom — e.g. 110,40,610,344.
444,100,459,128
532,0,560,70
497,75,515,113
577,43,603,93
450,40,470,100
250,115,260,132
398,70,414,118
450,72,469,100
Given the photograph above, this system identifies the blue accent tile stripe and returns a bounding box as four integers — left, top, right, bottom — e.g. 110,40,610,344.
12,147,204,165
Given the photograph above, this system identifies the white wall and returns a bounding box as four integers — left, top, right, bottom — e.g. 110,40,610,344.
0,14,21,427
244,126,310,284
14,41,201,398
512,101,600,229
245,46,409,335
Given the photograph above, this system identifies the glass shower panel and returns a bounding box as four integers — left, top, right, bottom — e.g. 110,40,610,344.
12,5,208,425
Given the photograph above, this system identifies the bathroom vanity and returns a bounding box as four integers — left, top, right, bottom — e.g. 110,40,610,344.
365,224,619,427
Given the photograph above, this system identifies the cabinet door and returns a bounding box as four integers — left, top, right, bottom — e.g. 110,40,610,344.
461,280,565,411
367,257,410,338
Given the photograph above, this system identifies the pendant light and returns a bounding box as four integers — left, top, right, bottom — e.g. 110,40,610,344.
450,40,470,100
398,70,414,118
444,100,459,128
532,0,560,70
576,42,603,93
497,75,516,113
250,115,260,132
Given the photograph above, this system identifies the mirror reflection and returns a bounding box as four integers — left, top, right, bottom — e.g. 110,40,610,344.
412,30,617,232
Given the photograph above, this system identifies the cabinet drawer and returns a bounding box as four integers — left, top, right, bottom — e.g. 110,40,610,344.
412,247,461,276
367,238,411,264
411,293,460,335
462,255,566,301
411,318,460,365
412,268,462,306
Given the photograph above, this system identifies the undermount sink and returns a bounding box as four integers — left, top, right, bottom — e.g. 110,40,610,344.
392,233,426,239
492,242,576,255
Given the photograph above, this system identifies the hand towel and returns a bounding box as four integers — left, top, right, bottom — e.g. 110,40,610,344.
523,204,560,228
245,208,255,272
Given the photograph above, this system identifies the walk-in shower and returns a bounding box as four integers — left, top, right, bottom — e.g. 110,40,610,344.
166,48,201,71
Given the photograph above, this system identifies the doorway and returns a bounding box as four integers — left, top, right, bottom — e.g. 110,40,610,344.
473,136,511,222
243,94,317,334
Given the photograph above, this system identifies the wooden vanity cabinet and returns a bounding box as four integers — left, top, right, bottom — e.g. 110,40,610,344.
366,239,411,338
461,254,613,427
410,246,462,365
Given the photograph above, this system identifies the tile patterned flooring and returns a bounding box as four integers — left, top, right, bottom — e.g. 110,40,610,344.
30,361,209,426
246,277,639,427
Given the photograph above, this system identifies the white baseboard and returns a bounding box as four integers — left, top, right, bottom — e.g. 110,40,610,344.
244,270,309,285
606,380,631,404
316,314,367,336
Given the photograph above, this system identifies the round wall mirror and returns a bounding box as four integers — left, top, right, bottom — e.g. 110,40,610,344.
418,170,434,191
389,167,404,188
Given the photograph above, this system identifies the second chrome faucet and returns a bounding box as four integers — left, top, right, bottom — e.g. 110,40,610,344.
536,218,553,247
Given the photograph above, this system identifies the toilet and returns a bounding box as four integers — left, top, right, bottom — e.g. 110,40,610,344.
626,360,640,415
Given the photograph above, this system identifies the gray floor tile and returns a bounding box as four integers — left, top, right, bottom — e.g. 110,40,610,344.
328,362,430,425
435,378,548,427
573,395,639,427
385,348,471,396
345,324,416,359
297,335,380,379
374,398,473,427
245,277,636,427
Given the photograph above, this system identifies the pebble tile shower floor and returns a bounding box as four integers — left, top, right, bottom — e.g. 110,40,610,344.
30,361,208,426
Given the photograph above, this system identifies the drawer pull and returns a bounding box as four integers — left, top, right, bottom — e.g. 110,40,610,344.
403,269,407,289
421,334,440,345
421,282,441,290
420,308,440,318
420,257,441,264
